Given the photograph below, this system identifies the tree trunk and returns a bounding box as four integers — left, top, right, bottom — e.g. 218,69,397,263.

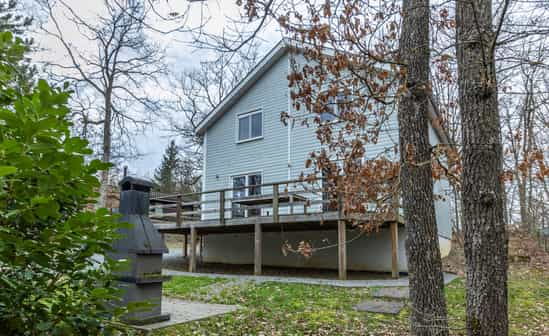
456,0,509,334
518,178,528,230
397,0,449,334
99,95,112,208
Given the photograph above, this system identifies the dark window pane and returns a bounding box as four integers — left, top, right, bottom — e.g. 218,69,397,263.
321,96,338,122
238,116,249,140
248,174,261,216
233,176,246,198
248,174,261,196
232,176,246,217
251,113,262,138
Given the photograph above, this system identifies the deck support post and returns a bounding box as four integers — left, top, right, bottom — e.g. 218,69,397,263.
200,235,204,261
183,234,188,258
254,223,262,275
390,222,399,279
338,220,347,280
189,227,197,273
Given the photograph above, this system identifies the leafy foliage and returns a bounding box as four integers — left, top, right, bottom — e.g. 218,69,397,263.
0,31,123,335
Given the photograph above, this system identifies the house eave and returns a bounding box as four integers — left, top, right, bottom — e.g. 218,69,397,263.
195,40,290,136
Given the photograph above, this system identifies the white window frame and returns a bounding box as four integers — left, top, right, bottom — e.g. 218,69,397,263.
236,109,263,143
231,171,263,217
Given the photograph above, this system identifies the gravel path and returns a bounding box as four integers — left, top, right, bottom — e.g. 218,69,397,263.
163,268,458,288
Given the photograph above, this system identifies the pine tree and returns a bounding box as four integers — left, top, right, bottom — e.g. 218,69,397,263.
154,140,181,193
0,1,32,38
0,0,34,93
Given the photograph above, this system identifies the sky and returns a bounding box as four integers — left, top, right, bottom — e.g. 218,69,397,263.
28,0,282,179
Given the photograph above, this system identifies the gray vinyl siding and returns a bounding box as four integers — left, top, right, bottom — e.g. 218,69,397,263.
202,52,289,219
202,49,452,237
428,124,453,239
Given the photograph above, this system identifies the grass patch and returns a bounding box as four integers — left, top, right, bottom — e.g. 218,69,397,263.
163,276,227,298
155,273,548,335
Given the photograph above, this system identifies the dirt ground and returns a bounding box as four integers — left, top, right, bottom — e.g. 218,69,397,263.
442,229,549,277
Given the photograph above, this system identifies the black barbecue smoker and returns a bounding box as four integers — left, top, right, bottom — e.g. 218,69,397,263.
111,176,170,324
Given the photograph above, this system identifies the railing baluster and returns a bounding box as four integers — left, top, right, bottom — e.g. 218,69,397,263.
272,183,279,223
219,190,225,224
176,195,182,227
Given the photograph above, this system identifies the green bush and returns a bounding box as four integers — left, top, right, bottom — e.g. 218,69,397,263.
0,31,123,335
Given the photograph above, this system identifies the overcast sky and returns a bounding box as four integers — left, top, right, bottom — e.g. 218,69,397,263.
29,0,282,179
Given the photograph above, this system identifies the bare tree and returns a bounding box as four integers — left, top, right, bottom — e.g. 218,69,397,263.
168,46,259,179
40,0,167,206
456,0,509,333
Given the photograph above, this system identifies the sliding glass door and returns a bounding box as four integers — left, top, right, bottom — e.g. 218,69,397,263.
231,173,261,218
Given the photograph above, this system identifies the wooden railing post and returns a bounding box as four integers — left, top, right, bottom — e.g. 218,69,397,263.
272,183,279,223
337,193,343,220
219,190,225,224
176,195,182,227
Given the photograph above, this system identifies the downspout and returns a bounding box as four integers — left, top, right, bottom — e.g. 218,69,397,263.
287,52,292,181
201,133,207,220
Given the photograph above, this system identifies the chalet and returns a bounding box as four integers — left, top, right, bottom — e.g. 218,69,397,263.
153,40,452,279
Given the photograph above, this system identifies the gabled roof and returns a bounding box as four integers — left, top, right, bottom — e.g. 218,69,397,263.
195,39,451,145
195,39,290,135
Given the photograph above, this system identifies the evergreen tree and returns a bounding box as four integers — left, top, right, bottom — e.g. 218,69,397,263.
0,1,31,37
154,140,181,193
0,0,34,93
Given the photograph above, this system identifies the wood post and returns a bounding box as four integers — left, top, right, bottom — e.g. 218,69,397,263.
390,222,399,279
272,184,279,223
183,233,188,258
200,235,204,261
176,195,182,227
338,220,347,280
289,195,294,215
189,227,197,273
219,191,225,224
254,223,262,275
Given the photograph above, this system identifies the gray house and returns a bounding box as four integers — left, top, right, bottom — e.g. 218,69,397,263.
160,40,452,278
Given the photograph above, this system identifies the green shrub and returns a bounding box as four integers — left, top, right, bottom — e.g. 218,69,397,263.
0,31,123,335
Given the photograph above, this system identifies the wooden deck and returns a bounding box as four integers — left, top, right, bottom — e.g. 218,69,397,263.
150,178,402,279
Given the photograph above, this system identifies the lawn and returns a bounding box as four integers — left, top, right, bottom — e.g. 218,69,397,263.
155,270,548,336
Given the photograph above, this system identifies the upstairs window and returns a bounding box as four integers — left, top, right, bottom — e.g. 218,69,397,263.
320,93,352,122
320,94,347,122
238,110,262,142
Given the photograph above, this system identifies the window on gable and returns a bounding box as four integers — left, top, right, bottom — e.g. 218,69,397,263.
320,94,347,122
238,111,262,141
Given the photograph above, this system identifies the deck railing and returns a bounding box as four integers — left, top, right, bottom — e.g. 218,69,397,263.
150,177,402,279
149,177,340,226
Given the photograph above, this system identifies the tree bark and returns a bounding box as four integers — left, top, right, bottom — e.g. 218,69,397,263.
99,93,112,208
456,0,509,334
397,0,449,335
